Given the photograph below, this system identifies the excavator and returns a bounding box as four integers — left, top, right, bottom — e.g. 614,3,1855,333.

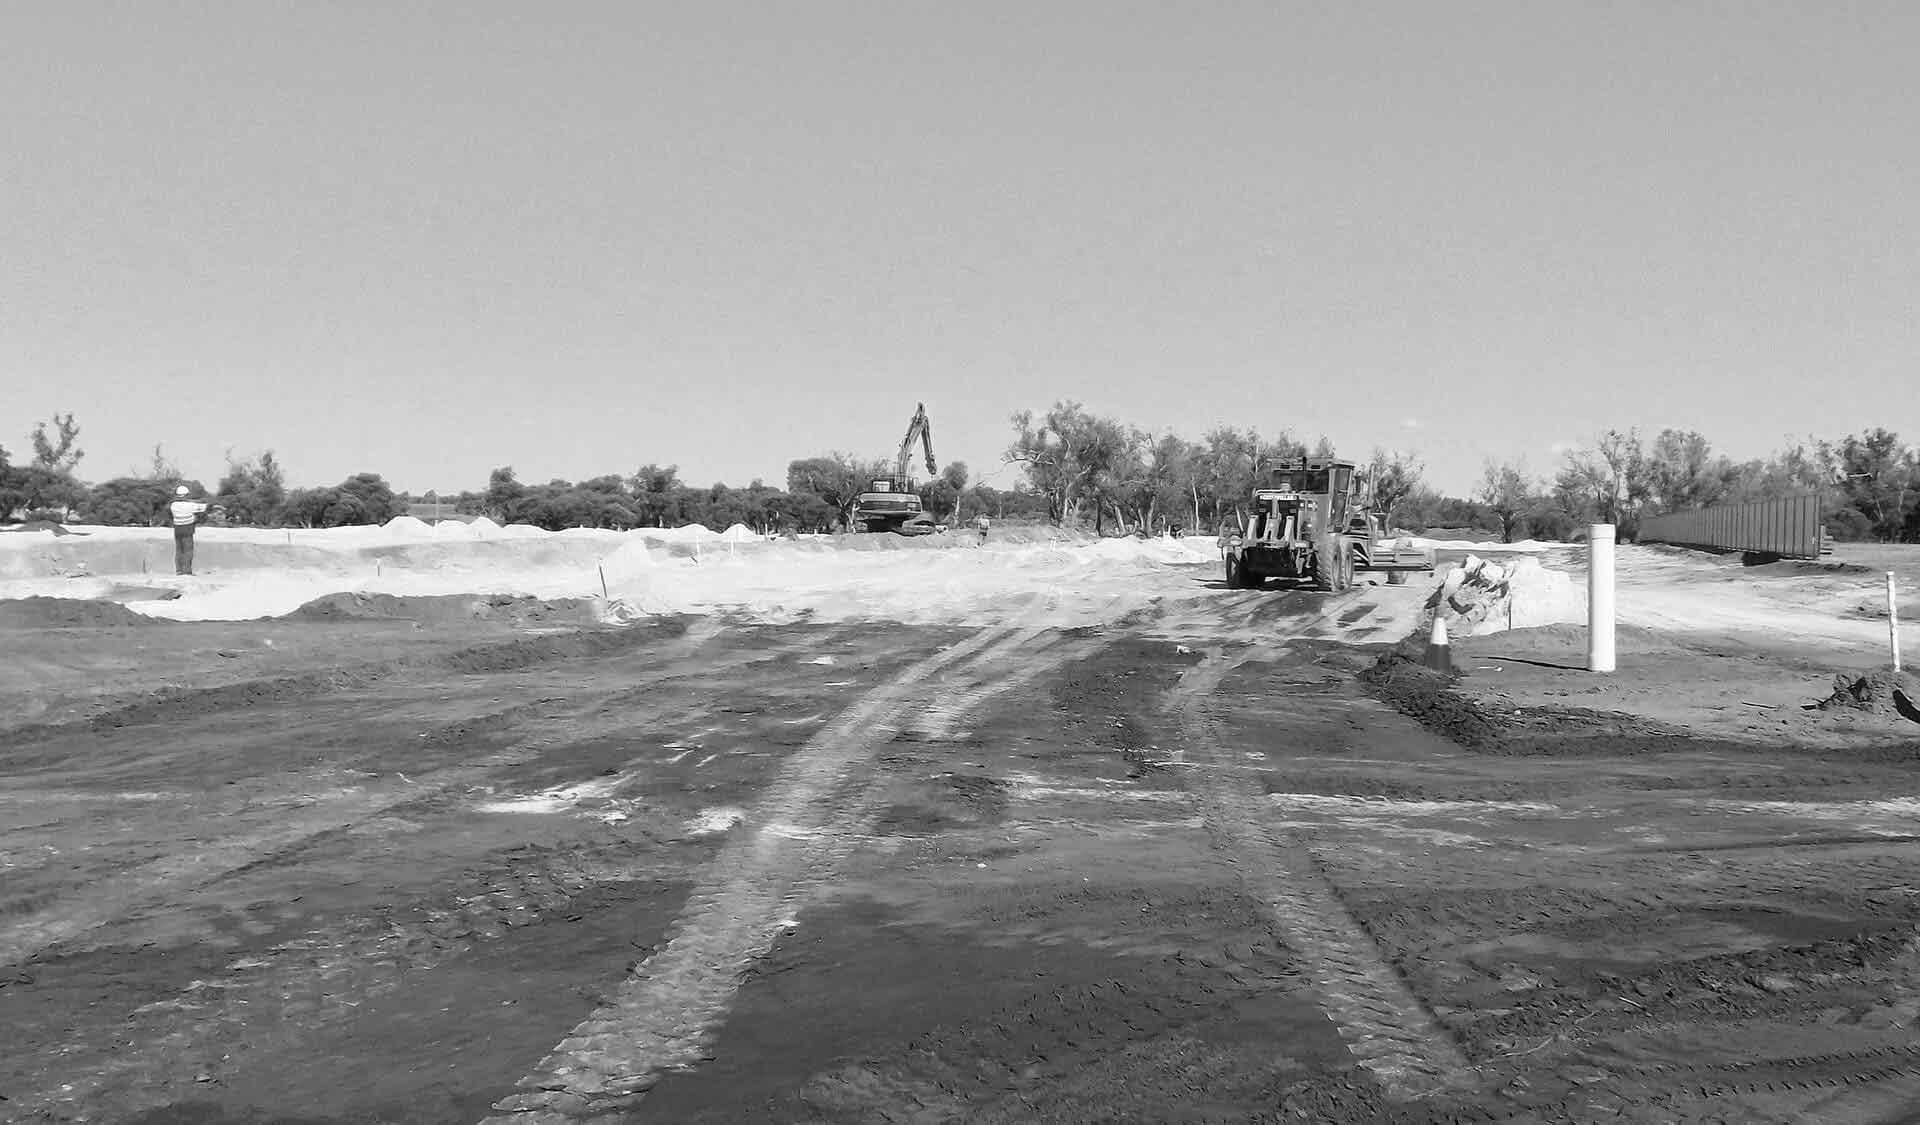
853,403,938,535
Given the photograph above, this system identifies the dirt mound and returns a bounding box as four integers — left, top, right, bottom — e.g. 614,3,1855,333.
283,592,603,626
826,524,1095,552
105,584,184,603
0,520,82,536
1358,652,1504,749
1748,558,1875,576
0,596,157,628
1814,668,1920,721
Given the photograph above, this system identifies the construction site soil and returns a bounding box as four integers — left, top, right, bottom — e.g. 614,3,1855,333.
6,552,1920,1124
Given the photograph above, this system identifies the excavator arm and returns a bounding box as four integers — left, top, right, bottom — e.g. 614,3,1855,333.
895,403,936,484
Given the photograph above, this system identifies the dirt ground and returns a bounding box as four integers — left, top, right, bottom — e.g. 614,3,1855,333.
6,553,1920,1124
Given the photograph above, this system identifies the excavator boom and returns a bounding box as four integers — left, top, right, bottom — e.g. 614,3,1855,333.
895,403,936,484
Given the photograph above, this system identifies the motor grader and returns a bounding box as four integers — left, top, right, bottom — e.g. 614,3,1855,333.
1222,456,1434,591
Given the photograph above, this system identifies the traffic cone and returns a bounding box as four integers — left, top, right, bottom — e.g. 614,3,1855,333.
1422,615,1453,674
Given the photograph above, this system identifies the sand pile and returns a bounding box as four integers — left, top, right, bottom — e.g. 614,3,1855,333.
0,520,80,537
2,521,1243,628
1428,554,1587,637
0,596,157,628
1815,668,1920,722
381,515,434,537
1402,535,1555,553
285,592,603,626
634,525,724,545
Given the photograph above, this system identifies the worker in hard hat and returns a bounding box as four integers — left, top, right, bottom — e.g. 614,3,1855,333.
168,484,210,575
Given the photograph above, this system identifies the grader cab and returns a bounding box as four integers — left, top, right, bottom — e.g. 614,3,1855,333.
1222,456,1434,591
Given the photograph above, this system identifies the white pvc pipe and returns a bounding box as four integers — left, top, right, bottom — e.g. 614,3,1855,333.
1589,524,1616,673
1891,571,1902,673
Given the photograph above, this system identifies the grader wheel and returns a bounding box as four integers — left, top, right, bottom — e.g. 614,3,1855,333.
1318,543,1354,592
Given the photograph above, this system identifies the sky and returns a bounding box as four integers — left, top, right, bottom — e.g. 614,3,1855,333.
4,2,1915,498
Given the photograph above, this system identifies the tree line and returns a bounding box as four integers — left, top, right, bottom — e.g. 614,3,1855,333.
1463,426,1917,543
0,414,1049,532
5,410,1915,542
999,401,1918,543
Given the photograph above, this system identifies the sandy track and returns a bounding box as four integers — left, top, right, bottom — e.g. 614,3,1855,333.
487,599,1077,1120
1170,592,1473,1101
0,621,781,969
0,616,943,1121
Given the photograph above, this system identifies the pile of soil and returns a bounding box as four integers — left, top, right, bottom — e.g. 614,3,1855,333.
1358,651,1504,750
830,524,1095,552
283,593,602,626
105,584,184,603
1747,557,1875,576
0,520,81,536
0,597,155,628
1814,668,1920,722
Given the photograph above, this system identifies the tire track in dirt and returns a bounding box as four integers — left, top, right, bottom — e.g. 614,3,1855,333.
0,617,703,745
0,619,796,970
2,621,896,1120
484,606,1065,1122
1540,1043,1920,1122
1170,589,1474,1101
8,842,667,1123
900,631,1090,743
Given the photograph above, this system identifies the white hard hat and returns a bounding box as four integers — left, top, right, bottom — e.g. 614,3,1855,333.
175,485,189,496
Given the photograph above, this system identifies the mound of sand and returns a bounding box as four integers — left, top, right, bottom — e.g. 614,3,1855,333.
0,520,82,537
596,540,658,592
284,592,603,626
1428,554,1587,637
1815,668,1920,722
634,525,724,544
1403,535,1554,553
381,515,434,537
0,596,157,628
104,584,184,603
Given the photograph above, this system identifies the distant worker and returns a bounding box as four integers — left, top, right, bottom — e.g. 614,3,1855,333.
169,485,209,575
976,513,990,545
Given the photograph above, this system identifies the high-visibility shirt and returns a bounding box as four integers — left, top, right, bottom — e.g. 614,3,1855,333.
169,500,208,526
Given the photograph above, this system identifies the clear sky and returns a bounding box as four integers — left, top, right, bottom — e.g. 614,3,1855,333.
5,2,1914,498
